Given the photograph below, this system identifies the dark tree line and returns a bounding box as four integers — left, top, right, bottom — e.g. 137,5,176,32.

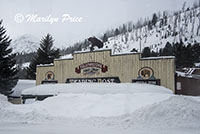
0,20,18,96
141,41,200,68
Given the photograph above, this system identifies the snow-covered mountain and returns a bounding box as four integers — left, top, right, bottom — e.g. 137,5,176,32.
100,7,200,54
11,34,40,54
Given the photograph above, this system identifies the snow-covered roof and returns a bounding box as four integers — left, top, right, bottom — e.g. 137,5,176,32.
141,56,175,60
74,48,110,54
186,68,196,75
37,63,54,67
112,51,139,55
55,54,73,60
195,63,200,67
21,83,172,96
176,70,200,79
10,80,36,97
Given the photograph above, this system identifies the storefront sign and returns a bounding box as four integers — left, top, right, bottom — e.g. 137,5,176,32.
138,67,154,79
42,71,58,84
75,62,108,75
41,80,58,84
66,77,120,83
45,71,55,81
132,79,160,85
132,67,160,85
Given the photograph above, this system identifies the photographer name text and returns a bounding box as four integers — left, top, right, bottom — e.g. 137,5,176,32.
14,13,83,24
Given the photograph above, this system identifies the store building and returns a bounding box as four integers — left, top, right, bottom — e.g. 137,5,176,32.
36,50,175,91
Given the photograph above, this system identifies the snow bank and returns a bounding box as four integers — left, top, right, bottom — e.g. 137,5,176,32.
40,92,172,118
0,104,52,123
22,83,172,96
1,83,200,132
2,83,173,122
0,96,51,122
21,83,172,119
107,96,200,129
0,94,10,108
0,88,50,123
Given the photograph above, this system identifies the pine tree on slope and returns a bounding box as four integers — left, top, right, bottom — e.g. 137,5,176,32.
0,20,18,96
26,34,60,80
141,47,151,57
152,13,158,26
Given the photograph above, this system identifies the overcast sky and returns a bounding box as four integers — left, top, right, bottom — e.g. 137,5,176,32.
0,0,196,48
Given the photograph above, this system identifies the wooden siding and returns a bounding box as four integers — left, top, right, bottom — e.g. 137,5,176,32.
36,50,175,90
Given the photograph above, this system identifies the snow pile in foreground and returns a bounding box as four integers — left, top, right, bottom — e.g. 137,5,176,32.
91,96,200,129
1,83,200,132
0,94,51,122
3,83,173,121
0,94,10,108
40,92,172,118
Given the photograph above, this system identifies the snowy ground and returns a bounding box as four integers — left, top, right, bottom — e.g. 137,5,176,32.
0,83,200,134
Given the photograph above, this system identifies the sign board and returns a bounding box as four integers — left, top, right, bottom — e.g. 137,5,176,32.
45,71,55,81
42,71,57,84
66,77,120,83
133,66,160,85
138,67,155,79
132,79,160,85
41,80,58,84
75,62,108,75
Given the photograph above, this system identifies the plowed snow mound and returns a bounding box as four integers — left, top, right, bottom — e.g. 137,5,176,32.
112,96,200,129
39,92,172,118
0,94,11,108
0,94,52,122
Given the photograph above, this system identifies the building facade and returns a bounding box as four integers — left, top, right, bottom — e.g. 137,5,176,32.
36,50,175,91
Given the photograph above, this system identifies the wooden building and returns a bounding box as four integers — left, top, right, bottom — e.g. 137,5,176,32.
36,50,175,91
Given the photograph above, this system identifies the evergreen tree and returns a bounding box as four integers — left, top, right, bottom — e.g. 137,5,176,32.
141,47,151,57
102,33,108,42
152,13,158,26
0,20,18,96
192,42,200,63
148,21,153,30
26,34,60,79
163,11,168,26
173,41,190,68
161,42,174,56
184,44,195,67
114,28,119,36
122,24,127,34
151,51,159,57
